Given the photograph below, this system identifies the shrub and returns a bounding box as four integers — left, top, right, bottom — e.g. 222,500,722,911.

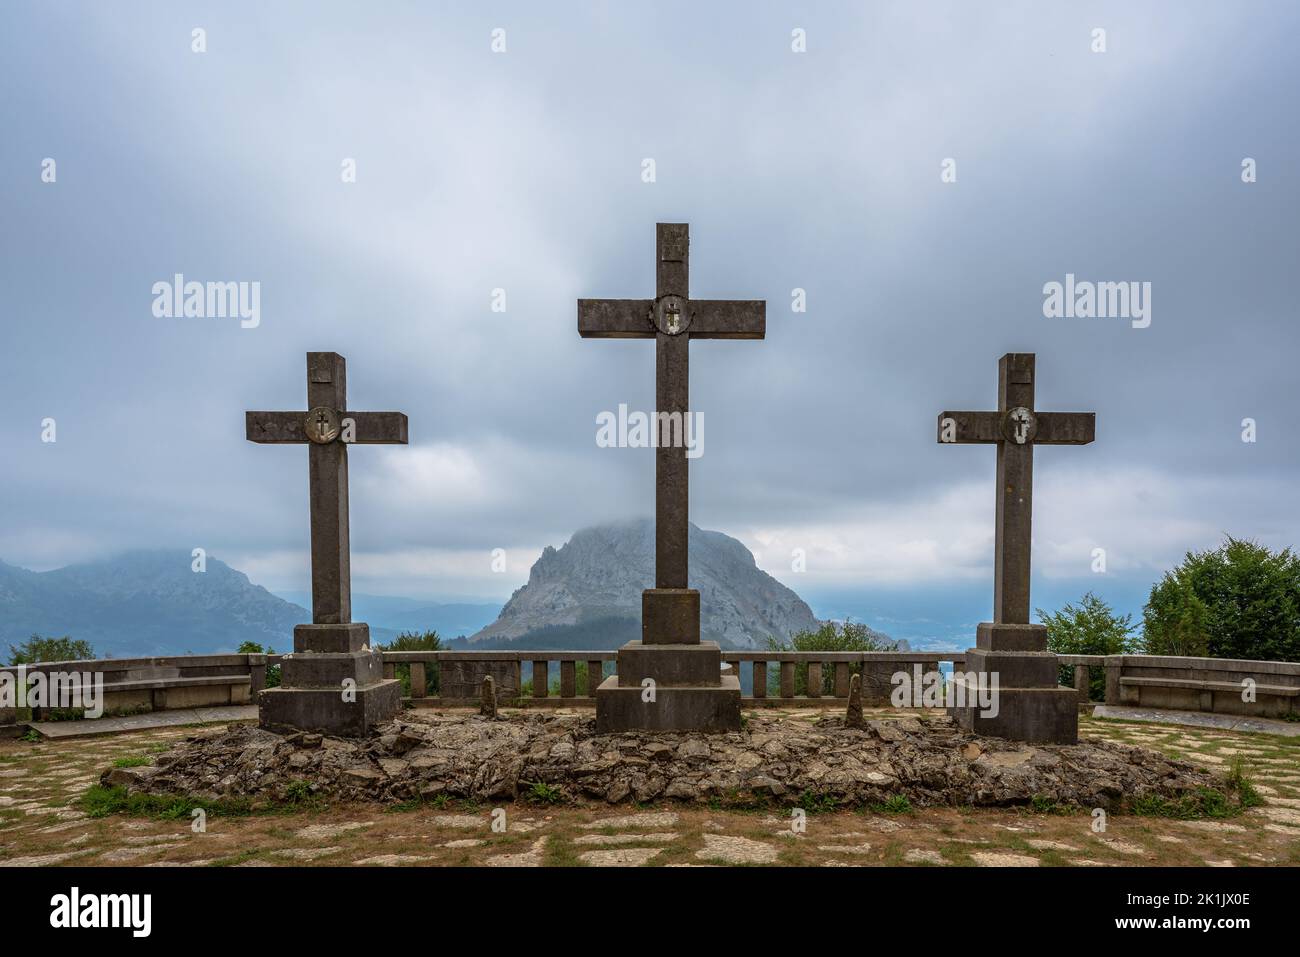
376,630,443,697
1037,593,1137,700
8,635,94,666
767,620,897,696
236,641,280,688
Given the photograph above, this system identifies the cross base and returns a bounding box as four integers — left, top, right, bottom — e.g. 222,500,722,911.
258,622,401,737
948,683,1079,744
259,680,402,737
595,672,741,733
948,621,1078,744
594,586,742,731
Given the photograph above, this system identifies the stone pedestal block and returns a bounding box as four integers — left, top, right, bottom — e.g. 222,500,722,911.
948,681,1079,744
950,620,1078,744
976,621,1048,652
280,651,385,688
292,622,373,654
642,588,701,645
259,680,402,737
594,674,741,732
963,649,1060,689
614,641,722,687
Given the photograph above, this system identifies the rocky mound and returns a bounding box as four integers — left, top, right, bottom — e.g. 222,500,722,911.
111,711,1221,811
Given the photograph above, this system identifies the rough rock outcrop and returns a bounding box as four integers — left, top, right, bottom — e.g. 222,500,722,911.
119,711,1219,811
469,520,826,649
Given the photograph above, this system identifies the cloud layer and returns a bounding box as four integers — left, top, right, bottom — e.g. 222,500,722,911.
1,2,1296,614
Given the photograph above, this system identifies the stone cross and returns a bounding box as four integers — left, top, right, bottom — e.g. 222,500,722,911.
246,352,408,626
580,224,763,732
936,352,1094,745
937,353,1094,623
578,223,765,590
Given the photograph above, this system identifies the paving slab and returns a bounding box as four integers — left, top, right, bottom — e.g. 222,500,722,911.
28,706,258,740
1091,706,1300,737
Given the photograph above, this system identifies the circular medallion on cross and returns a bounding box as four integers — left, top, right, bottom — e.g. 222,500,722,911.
653,295,690,336
304,406,341,444
1003,407,1037,445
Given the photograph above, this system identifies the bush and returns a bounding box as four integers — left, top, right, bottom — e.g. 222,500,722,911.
1037,593,1137,700
236,641,280,688
1141,537,1300,662
8,634,95,666
767,620,897,696
376,630,443,697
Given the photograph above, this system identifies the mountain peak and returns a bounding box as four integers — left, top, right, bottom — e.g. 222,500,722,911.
470,521,819,649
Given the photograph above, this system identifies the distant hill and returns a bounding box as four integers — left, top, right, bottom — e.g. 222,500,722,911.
272,592,500,644
0,552,305,659
467,520,830,651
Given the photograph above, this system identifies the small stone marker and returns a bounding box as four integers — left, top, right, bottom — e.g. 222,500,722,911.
936,353,1095,744
579,223,765,732
480,675,497,718
846,673,864,728
246,352,407,736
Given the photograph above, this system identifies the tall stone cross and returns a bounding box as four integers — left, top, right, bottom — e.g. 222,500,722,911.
937,352,1095,624
579,223,765,591
937,352,1095,744
579,223,764,732
245,352,407,736
246,352,408,626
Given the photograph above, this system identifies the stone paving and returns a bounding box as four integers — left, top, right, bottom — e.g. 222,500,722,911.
0,710,1296,867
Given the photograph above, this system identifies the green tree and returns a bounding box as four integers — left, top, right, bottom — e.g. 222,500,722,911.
1141,572,1209,657
1141,537,1300,662
1037,593,1137,700
8,634,95,666
376,630,443,696
766,620,897,696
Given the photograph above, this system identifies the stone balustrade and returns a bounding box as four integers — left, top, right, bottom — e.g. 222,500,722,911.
4,650,1297,728
373,650,967,708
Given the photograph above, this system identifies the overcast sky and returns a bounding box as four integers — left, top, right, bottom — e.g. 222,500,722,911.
2,2,1297,631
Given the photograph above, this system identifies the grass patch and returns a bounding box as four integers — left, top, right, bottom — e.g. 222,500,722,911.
797,790,841,814
112,756,151,769
82,784,257,821
1129,763,1262,821
1224,757,1265,809
544,839,583,867
869,794,913,814
1027,794,1074,815
523,782,563,805
384,798,426,813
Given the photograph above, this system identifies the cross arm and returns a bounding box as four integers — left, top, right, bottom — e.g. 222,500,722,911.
688,300,765,339
936,411,1000,444
578,299,654,338
245,411,408,444
1034,412,1095,445
246,411,308,443
345,412,409,444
